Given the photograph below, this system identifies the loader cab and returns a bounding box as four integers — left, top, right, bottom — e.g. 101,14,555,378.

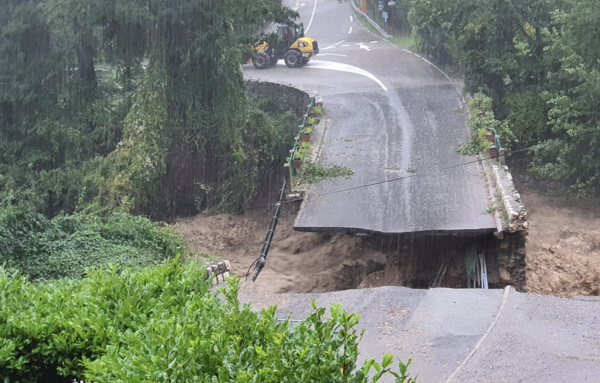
276,23,304,44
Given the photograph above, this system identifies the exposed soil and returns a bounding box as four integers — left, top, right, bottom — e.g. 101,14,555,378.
176,204,387,294
521,190,600,297
177,191,600,297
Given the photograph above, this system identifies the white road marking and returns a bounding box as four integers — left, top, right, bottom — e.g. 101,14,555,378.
350,15,354,22
445,286,512,382
320,53,347,57
306,60,388,91
305,0,318,34
370,41,379,44
293,1,306,10
348,27,353,34
359,43,371,51
322,40,345,50
342,44,351,47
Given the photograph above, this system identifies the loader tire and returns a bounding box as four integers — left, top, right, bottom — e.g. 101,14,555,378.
284,50,302,68
253,51,271,69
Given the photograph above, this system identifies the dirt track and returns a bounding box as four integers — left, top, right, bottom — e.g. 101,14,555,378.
177,191,600,297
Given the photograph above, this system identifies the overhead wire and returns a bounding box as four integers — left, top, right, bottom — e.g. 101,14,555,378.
238,127,600,214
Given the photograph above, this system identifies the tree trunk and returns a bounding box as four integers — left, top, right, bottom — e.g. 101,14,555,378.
74,19,96,86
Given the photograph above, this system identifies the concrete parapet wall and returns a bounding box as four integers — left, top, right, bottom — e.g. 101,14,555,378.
246,80,311,118
491,164,529,233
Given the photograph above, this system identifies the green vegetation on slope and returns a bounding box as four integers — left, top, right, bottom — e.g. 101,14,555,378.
0,0,299,279
0,207,185,280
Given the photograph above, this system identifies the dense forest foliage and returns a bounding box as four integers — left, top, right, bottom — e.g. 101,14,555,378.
368,0,600,196
0,0,297,220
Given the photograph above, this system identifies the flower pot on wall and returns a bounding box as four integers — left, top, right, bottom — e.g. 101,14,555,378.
489,144,499,159
300,132,311,142
292,158,303,170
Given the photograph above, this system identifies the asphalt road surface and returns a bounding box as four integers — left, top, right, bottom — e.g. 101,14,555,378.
239,284,600,383
243,0,496,235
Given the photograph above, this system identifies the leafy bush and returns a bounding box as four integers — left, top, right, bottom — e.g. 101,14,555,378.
0,261,417,382
459,94,514,156
300,162,355,185
0,207,184,280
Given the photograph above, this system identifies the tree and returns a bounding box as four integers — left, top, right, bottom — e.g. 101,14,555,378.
1,0,300,217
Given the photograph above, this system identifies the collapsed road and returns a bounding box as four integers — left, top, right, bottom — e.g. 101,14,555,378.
239,0,600,381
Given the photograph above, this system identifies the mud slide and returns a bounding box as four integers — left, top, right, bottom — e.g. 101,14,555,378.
177,190,600,297
522,191,600,297
176,205,387,294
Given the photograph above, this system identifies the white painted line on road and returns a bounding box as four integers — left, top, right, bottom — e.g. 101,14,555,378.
320,53,347,57
359,43,371,51
293,1,307,10
370,41,379,44
342,44,351,47
322,40,345,50
306,60,389,91
305,0,318,34
348,27,353,34
401,48,453,83
350,15,354,22
445,286,512,383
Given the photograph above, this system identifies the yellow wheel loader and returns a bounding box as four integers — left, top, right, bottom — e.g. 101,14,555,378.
251,23,319,69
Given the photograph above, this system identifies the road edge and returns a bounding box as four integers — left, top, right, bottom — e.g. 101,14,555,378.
349,0,391,39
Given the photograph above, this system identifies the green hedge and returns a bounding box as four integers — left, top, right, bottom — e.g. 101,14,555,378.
0,208,185,280
0,260,417,382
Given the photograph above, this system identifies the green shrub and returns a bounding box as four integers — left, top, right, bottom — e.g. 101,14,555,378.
459,94,515,156
300,162,355,185
0,208,185,280
0,261,417,382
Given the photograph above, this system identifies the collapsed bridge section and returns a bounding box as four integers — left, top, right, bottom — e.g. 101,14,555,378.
290,90,528,290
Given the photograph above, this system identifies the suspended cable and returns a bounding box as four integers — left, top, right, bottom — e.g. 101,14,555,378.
245,178,287,282
238,128,600,214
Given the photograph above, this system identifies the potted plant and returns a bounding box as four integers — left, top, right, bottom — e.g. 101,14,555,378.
307,116,320,125
292,142,312,170
312,105,324,115
292,156,303,169
300,126,313,143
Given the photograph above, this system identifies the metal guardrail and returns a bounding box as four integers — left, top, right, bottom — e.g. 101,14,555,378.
286,97,316,184
349,0,392,39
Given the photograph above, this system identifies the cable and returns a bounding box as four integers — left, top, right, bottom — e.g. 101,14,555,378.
245,179,287,282
199,128,600,217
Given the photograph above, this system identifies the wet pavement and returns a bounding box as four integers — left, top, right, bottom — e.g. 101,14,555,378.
239,284,600,383
244,0,496,234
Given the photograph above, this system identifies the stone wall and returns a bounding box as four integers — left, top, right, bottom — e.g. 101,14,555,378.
246,80,311,118
497,233,527,291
